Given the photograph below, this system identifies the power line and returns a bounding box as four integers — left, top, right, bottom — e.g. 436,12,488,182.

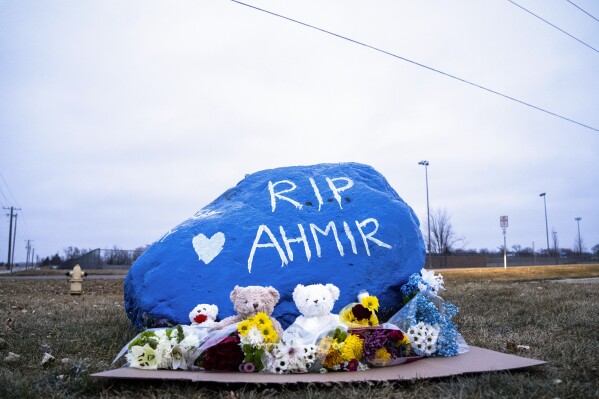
0,183,10,206
229,0,599,133
507,0,599,54
565,0,599,23
0,172,32,239
0,172,20,208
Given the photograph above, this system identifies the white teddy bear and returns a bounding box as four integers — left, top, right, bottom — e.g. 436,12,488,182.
284,283,343,344
188,304,218,327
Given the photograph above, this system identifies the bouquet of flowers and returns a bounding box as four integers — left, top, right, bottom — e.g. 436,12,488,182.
263,338,318,374
125,325,201,370
199,331,245,371
350,326,416,367
316,327,368,372
119,275,469,374
388,269,468,357
196,312,281,372
339,292,380,328
237,312,280,372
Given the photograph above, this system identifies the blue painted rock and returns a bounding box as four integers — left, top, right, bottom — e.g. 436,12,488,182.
125,162,425,328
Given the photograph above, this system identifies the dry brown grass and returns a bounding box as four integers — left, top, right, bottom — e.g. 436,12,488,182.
438,263,599,284
7,268,128,277
0,265,598,398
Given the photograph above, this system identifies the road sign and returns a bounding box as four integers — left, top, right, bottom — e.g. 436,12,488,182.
500,215,508,228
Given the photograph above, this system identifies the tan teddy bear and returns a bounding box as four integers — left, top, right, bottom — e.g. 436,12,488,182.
212,285,283,335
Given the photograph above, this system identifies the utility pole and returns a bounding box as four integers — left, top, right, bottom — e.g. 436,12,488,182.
575,217,582,258
5,207,14,269
25,240,32,270
539,193,550,257
11,214,18,270
3,207,20,272
418,160,432,268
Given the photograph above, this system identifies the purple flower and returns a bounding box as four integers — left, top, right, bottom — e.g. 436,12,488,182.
363,330,388,359
346,359,359,372
241,362,256,373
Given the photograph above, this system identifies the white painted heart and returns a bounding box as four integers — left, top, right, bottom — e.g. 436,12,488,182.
192,232,225,264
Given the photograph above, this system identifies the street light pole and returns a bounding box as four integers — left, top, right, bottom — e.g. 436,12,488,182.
575,217,582,256
539,193,550,257
418,160,432,268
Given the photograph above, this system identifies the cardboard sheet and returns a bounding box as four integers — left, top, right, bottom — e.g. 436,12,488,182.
92,346,545,383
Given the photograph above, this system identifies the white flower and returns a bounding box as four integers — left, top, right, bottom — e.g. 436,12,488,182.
155,340,172,369
407,322,440,356
279,339,305,368
154,330,168,340
170,344,187,370
240,326,264,346
127,344,159,369
180,334,199,352
266,353,288,374
303,344,317,365
420,268,444,293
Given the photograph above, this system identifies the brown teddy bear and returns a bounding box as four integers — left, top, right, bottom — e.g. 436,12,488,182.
212,285,283,335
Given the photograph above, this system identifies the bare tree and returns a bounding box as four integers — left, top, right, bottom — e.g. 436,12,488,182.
511,244,522,255
573,235,585,255
552,230,559,256
425,207,466,254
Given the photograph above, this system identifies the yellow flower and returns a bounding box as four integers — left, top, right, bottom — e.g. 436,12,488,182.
375,348,391,361
368,313,379,327
340,334,364,361
331,340,343,351
400,335,411,346
355,318,370,327
361,295,379,312
261,325,279,343
340,309,356,324
237,319,253,336
253,312,272,327
323,350,343,369
317,336,333,357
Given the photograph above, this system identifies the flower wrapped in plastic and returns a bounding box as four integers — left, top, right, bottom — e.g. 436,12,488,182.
349,325,420,367
339,292,380,328
198,328,245,371
237,312,280,372
388,269,468,357
313,327,368,372
195,311,281,372
262,337,318,374
122,325,203,370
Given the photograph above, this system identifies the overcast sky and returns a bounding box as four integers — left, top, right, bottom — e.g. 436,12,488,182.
1,0,598,262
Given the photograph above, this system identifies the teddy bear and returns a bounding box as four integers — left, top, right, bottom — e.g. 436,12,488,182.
283,283,342,344
188,303,219,327
212,285,283,335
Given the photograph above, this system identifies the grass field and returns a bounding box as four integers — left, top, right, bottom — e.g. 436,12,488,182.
1,265,598,398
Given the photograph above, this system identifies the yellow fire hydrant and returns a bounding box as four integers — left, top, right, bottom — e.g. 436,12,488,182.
68,264,86,295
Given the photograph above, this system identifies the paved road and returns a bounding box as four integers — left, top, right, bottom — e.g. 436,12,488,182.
550,277,599,284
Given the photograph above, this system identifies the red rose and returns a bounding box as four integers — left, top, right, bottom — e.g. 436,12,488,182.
194,314,208,324
387,329,405,342
201,334,244,371
351,304,372,320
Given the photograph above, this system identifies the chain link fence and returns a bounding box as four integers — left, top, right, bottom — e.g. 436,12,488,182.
60,248,145,270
